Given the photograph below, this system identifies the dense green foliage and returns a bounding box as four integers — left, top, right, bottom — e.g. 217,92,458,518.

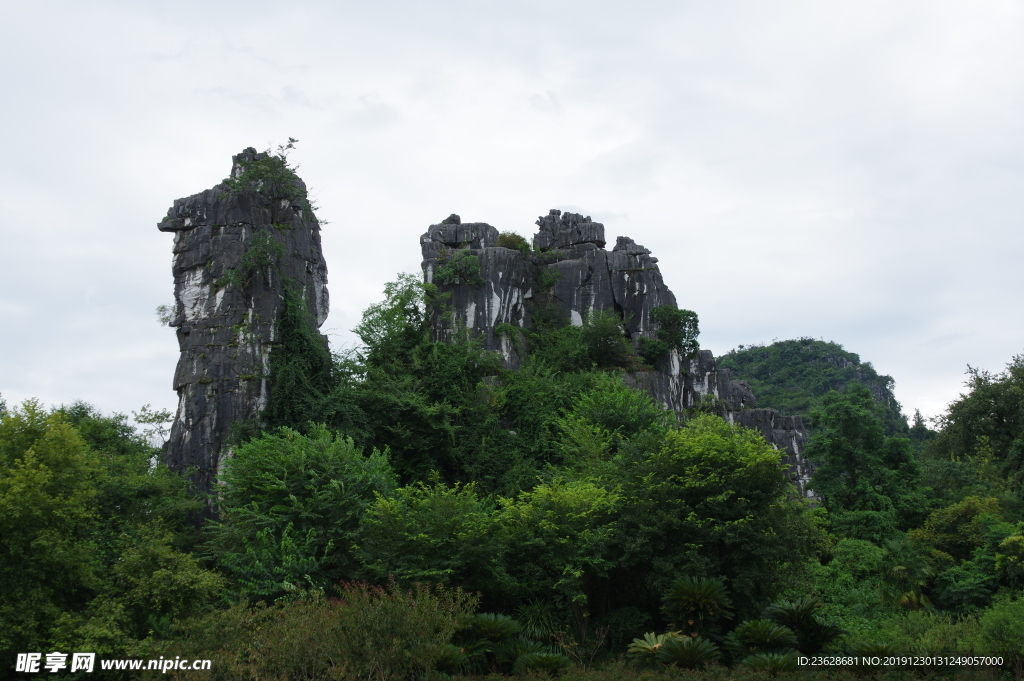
718,338,908,435
805,384,929,541
0,400,214,660
639,306,700,367
208,426,395,597
6,274,1024,677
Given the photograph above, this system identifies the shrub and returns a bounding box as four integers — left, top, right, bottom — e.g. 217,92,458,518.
254,581,479,681
638,306,700,365
580,311,634,368
498,231,531,256
975,592,1024,664
436,250,484,286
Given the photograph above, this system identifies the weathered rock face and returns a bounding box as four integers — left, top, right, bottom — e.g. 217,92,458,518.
421,209,815,496
158,148,329,498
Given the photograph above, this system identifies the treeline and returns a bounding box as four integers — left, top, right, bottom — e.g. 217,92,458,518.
2,278,1023,679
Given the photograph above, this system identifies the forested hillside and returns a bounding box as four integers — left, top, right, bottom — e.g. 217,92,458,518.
717,338,909,436
2,280,1023,679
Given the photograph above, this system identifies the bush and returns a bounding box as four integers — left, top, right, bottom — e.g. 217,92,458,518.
242,581,477,681
581,311,634,368
498,231,531,256
975,592,1024,664
436,250,484,286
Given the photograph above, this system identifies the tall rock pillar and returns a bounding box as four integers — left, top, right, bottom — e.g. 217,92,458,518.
157,148,329,496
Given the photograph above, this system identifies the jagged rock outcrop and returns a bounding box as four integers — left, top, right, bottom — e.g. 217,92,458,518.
158,148,328,498
421,209,815,496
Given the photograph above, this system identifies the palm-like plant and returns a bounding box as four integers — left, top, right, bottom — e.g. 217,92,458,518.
661,576,734,637
879,538,935,609
456,612,525,672
434,644,470,674
724,619,798,659
626,631,684,659
743,651,798,676
470,612,524,641
849,641,899,656
654,636,721,669
495,636,547,666
762,597,846,654
513,652,574,676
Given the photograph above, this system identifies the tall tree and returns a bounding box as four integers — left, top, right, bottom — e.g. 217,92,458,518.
806,384,928,541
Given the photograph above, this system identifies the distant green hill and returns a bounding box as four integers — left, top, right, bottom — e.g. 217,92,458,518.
717,338,909,436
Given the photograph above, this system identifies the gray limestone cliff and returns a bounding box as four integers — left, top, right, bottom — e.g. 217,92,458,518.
158,148,329,497
421,210,814,495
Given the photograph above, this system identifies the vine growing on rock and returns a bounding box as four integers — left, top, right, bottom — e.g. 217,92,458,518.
215,230,285,290
435,250,485,287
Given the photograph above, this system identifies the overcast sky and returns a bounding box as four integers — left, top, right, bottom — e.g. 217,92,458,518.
2,0,1022,425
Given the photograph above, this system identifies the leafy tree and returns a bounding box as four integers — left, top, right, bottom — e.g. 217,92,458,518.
352,478,497,589
580,310,635,368
567,372,674,441
809,538,888,633
928,353,1024,516
806,383,928,541
933,354,1024,464
911,496,1003,564
435,250,485,286
974,592,1024,666
494,478,621,643
209,425,395,597
639,306,699,366
0,400,214,656
0,403,100,652
611,415,824,622
262,288,342,434
52,525,224,654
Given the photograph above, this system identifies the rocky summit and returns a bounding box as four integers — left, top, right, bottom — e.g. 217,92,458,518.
421,209,814,495
158,148,328,500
